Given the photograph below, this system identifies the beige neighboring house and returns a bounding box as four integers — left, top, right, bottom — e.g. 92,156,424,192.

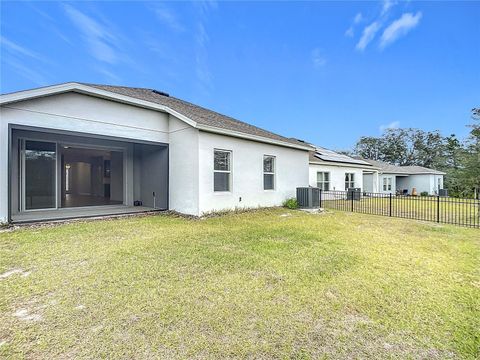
361,159,446,195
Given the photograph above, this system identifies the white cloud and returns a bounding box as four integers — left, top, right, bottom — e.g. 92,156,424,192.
354,12,363,24
356,21,381,51
0,36,47,62
28,3,73,45
380,121,400,132
194,22,212,92
153,5,185,32
345,27,354,37
192,1,218,96
4,58,48,86
345,12,363,38
381,0,397,16
63,4,120,64
95,67,121,83
380,12,422,48
196,0,218,13
311,48,327,68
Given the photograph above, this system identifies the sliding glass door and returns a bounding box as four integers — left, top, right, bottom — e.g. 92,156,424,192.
21,140,57,210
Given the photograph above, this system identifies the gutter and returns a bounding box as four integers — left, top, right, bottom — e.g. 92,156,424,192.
309,160,381,170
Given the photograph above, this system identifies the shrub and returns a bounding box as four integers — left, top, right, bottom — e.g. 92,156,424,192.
283,198,299,209
420,191,429,197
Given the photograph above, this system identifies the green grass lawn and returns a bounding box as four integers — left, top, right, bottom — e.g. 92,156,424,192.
1,209,479,359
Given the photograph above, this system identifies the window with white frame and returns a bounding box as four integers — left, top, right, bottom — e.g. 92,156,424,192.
263,155,275,190
214,149,231,192
383,177,392,191
316,172,330,190
345,173,355,189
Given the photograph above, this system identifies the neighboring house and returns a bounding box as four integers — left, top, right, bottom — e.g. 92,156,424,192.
361,159,446,195
307,145,379,192
0,83,311,223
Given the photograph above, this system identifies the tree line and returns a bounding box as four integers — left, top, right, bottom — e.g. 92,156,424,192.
350,108,480,198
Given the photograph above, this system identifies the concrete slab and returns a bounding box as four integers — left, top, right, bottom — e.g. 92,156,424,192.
11,205,161,223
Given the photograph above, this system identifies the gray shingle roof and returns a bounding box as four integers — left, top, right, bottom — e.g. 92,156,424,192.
82,84,307,148
361,159,446,175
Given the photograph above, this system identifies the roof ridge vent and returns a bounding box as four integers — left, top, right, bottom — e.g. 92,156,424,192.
151,89,169,97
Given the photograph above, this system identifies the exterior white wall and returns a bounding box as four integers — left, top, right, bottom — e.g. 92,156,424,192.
379,174,397,194
198,132,308,215
168,115,200,216
1,92,170,143
0,120,8,223
309,164,364,191
397,174,443,195
362,172,379,192
381,173,444,195
433,175,444,193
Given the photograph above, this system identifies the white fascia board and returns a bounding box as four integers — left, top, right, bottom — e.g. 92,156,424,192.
1,83,75,104
197,124,312,151
382,172,410,176
1,82,198,129
309,160,379,170
411,172,446,175
420,171,446,175
383,171,445,176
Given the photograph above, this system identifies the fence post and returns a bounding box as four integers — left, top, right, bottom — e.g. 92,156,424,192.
319,189,322,208
478,198,480,228
351,191,354,212
437,195,440,223
389,193,392,217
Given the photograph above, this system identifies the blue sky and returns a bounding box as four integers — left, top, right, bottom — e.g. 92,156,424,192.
1,1,479,150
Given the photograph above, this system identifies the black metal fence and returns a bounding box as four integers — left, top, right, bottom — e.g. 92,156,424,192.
319,190,480,228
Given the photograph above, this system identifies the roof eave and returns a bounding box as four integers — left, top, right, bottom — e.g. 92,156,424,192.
1,82,199,128
309,160,380,170
1,83,309,150
198,124,311,151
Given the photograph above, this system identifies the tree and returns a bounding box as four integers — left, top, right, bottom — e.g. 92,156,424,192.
441,134,465,197
472,107,480,120
442,134,463,170
353,128,446,167
459,108,480,197
351,109,480,197
354,136,383,160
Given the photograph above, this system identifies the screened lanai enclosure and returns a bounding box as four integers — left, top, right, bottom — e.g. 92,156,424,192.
22,142,124,210
61,146,124,208
9,128,168,223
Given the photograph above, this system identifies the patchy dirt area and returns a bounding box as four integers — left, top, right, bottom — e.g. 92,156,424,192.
0,268,31,280
298,208,327,214
13,309,42,322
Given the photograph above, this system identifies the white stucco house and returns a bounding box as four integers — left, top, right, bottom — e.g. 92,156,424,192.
361,159,446,195
0,83,311,223
307,145,379,192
